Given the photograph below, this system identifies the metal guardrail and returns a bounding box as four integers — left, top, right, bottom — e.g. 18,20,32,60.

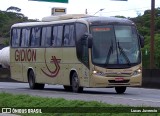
0,68,10,78
142,69,160,89
0,68,17,82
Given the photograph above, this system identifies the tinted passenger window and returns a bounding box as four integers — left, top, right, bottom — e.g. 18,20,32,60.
30,27,41,47
21,28,30,47
12,28,21,47
63,25,75,46
52,26,63,46
41,26,52,47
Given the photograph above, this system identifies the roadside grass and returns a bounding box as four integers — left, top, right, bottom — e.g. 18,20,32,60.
0,92,159,116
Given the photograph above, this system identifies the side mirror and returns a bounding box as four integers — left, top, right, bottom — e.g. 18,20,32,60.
139,34,144,48
81,33,93,48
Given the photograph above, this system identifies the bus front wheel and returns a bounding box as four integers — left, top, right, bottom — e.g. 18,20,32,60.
28,70,45,90
71,72,83,93
115,87,126,94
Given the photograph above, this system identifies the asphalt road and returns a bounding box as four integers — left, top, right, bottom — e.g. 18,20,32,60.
0,82,160,107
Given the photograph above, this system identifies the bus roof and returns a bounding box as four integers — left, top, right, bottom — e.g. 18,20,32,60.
42,14,93,22
11,14,135,28
81,16,135,26
42,14,134,26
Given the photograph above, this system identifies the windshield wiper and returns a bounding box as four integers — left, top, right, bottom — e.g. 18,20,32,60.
106,40,113,64
117,41,131,66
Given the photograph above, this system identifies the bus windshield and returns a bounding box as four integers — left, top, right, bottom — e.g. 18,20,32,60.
91,25,141,68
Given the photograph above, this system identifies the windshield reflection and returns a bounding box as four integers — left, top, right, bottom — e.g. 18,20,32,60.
91,25,141,68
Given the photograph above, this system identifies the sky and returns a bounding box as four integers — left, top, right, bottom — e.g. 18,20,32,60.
0,0,160,20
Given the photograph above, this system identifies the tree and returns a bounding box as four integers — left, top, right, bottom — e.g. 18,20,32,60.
6,6,21,13
114,15,126,18
0,9,37,43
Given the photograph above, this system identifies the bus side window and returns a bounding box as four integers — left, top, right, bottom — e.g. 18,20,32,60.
41,26,51,47
52,26,63,47
11,28,21,47
21,28,30,47
63,24,75,47
30,27,41,47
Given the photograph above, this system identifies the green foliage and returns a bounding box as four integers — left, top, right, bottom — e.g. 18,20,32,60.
0,8,37,39
0,8,38,46
130,7,160,69
138,26,150,36
141,36,150,68
3,37,9,45
141,34,160,69
0,93,159,116
154,34,160,68
114,15,126,18
0,93,110,107
6,6,21,12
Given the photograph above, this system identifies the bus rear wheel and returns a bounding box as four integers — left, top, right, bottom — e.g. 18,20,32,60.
28,70,45,90
71,72,83,93
115,87,126,94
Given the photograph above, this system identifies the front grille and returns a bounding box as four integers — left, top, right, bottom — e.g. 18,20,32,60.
105,72,132,77
108,80,130,83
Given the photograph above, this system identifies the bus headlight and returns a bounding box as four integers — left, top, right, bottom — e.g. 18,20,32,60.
93,70,105,76
132,68,142,76
93,70,97,74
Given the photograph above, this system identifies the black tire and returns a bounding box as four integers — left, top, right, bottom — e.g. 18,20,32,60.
36,84,45,90
115,87,126,94
63,85,72,91
71,72,83,93
28,70,45,90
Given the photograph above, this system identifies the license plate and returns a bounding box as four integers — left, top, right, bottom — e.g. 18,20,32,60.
115,77,124,81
